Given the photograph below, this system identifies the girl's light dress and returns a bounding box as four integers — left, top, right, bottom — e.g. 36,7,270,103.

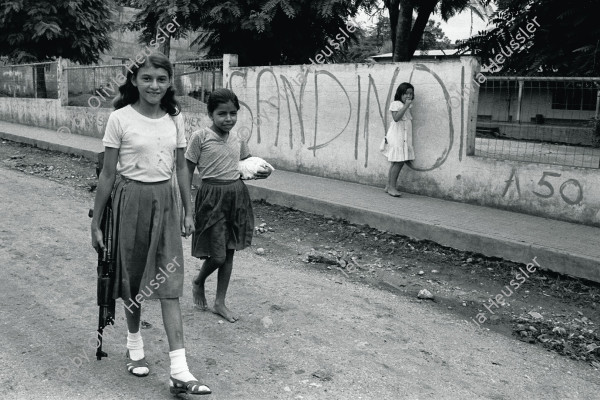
381,101,415,162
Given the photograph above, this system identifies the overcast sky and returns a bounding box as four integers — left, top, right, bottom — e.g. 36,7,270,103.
433,9,491,42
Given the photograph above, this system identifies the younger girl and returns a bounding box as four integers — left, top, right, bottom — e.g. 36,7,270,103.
91,52,211,395
186,88,271,323
381,82,415,197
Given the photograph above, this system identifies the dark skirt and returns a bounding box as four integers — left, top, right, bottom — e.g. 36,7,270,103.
191,178,254,260
111,175,184,300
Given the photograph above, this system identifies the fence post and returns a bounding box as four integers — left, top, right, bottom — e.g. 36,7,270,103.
58,58,69,106
222,54,238,89
33,66,37,98
11,66,15,97
595,85,599,119
516,79,524,123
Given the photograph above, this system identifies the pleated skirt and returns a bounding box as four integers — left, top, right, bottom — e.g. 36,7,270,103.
191,178,254,260
111,175,184,301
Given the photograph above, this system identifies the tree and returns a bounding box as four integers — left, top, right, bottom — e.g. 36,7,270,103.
458,0,600,76
337,15,453,62
417,19,453,51
0,0,113,63
333,26,380,63
125,0,366,66
121,0,194,57
0,0,113,96
466,0,493,37
382,0,490,62
125,0,487,65
114,0,138,6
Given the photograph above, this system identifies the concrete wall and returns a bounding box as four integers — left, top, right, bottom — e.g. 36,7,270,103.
1,63,59,98
1,56,599,227
225,57,600,227
0,97,210,140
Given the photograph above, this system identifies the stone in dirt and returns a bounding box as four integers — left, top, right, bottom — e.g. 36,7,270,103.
552,326,566,335
256,248,265,255
307,254,338,265
528,311,543,320
312,370,333,381
417,289,434,300
261,316,273,328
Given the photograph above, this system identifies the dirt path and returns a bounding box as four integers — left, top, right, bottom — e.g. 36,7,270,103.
1,163,599,399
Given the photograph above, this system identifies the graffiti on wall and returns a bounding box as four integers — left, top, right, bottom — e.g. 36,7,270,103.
1,70,27,97
502,167,584,206
183,114,208,139
229,64,458,171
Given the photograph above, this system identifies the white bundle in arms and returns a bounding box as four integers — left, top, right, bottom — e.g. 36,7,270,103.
239,156,275,180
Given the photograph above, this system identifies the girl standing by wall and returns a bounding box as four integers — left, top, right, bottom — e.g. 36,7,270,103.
381,82,415,197
90,53,211,395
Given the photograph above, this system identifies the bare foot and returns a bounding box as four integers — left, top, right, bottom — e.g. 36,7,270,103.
386,188,402,197
212,303,238,323
192,281,208,310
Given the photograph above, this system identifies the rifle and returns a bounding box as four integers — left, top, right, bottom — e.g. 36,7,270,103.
88,152,116,360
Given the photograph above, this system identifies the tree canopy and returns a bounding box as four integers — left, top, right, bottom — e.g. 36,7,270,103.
125,0,473,65
383,0,484,61
418,19,454,51
334,15,454,63
0,0,113,63
125,0,366,66
458,0,600,76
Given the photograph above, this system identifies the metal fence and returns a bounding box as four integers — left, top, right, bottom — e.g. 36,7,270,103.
475,76,600,168
0,61,59,99
63,57,223,110
172,58,223,112
64,64,128,108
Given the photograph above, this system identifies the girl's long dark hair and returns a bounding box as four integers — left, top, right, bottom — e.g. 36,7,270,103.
394,82,415,103
113,52,180,116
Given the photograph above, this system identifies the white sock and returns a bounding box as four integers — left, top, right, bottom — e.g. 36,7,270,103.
169,348,196,381
127,331,145,361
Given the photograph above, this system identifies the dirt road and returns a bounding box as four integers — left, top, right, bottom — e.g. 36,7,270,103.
1,164,599,400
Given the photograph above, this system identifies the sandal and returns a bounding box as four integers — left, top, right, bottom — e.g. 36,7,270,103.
169,377,211,395
125,350,149,377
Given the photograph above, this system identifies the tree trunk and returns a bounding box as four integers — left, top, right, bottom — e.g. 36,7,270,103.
161,36,171,59
408,0,439,56
155,21,171,59
470,9,473,37
392,0,414,61
384,0,400,55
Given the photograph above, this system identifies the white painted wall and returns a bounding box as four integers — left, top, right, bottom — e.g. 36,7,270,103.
1,56,598,226
225,57,600,227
